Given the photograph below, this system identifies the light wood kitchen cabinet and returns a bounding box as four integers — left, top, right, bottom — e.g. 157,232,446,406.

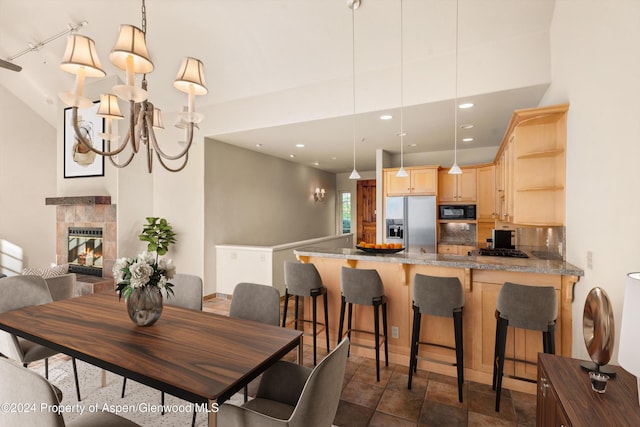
437,244,475,255
495,104,568,226
477,165,496,220
384,167,438,196
438,167,477,203
476,164,496,244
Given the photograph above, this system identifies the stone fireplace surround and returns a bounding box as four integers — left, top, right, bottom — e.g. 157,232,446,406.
46,196,116,280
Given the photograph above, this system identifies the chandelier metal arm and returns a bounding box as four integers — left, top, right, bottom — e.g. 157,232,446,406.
155,149,189,172
148,123,194,161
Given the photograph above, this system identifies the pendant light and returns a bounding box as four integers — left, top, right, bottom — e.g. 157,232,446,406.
396,0,408,178
448,0,463,175
348,1,361,180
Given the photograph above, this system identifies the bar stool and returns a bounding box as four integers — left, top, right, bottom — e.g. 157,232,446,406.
338,266,388,382
408,274,464,403
282,261,330,365
493,282,557,412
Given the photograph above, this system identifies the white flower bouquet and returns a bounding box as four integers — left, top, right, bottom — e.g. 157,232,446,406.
113,251,175,302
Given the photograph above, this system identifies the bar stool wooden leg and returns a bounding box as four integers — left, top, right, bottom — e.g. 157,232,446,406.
312,293,318,366
382,301,389,367
338,296,345,339
494,316,508,412
347,302,353,357
323,291,330,353
373,301,381,382
454,310,464,403
408,304,420,389
294,295,300,330
282,290,290,328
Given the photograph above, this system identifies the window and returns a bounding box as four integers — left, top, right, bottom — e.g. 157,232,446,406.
341,192,351,234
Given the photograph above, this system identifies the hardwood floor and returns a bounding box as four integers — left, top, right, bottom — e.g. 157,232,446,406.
203,296,537,427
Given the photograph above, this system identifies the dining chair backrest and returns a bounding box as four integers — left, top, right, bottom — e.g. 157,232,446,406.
229,282,280,326
45,273,76,301
0,275,53,362
165,273,203,311
0,357,64,427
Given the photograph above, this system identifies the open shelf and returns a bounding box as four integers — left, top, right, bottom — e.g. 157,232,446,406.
517,149,565,160
517,186,565,192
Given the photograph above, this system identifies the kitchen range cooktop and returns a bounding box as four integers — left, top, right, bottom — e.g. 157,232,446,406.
478,248,529,258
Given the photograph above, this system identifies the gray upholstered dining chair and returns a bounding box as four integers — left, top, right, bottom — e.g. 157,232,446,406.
229,282,281,327
282,261,330,365
409,274,464,402
493,281,557,412
218,338,349,427
121,273,203,425
0,357,140,427
0,275,82,402
229,282,281,402
44,273,77,301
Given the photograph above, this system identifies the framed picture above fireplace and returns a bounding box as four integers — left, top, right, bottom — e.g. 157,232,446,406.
63,101,105,178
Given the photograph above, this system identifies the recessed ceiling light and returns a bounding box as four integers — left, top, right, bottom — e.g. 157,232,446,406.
458,102,474,109
331,157,337,160
256,144,263,148
312,162,320,166
460,124,474,129
462,137,474,142
295,144,305,148
409,143,417,147
380,114,393,120
289,154,295,158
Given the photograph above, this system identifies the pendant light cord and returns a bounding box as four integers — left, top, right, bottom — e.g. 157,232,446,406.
352,7,357,171
399,0,405,168
453,0,459,165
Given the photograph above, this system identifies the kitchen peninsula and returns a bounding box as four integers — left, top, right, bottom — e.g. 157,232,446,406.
294,247,583,393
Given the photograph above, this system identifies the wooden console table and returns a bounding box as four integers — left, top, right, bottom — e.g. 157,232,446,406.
537,353,640,426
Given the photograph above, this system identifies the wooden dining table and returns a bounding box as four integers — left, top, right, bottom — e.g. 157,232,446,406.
0,292,303,426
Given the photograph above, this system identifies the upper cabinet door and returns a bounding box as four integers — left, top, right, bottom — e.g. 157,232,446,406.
385,167,438,196
438,168,477,203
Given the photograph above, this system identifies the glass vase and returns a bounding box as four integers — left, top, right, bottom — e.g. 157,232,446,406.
127,285,163,326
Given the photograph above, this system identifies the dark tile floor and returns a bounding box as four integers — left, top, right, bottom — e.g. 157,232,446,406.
203,296,537,427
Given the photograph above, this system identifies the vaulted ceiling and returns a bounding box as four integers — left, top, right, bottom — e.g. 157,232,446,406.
0,0,556,173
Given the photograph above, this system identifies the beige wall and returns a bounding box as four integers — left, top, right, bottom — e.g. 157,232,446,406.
0,86,56,273
203,139,336,296
543,0,640,363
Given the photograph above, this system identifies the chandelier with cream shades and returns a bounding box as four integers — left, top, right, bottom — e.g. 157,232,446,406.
58,0,207,173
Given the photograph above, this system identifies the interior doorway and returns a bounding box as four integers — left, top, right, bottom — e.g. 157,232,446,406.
356,179,376,243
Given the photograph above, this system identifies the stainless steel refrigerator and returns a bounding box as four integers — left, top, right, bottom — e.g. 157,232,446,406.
385,196,437,253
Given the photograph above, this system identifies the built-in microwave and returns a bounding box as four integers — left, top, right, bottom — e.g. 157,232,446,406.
438,205,476,220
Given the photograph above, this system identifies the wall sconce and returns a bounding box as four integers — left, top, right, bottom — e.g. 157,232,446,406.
314,188,326,202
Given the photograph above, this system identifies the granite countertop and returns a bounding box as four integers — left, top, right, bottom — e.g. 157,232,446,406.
294,246,584,276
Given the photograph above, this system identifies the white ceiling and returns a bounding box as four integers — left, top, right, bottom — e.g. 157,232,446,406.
0,0,556,173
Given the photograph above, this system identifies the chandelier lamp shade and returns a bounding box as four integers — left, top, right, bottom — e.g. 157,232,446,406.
58,0,207,173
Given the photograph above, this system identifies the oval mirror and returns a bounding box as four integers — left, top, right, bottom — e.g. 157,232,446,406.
581,287,616,376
